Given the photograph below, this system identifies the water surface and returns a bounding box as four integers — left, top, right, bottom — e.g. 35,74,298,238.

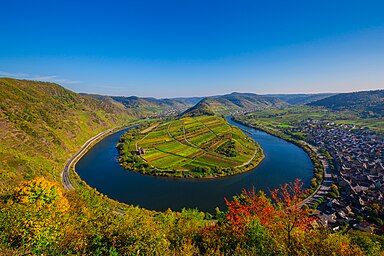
76,119,313,213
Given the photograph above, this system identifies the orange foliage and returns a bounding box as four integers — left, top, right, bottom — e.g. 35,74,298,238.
200,178,317,253
270,178,315,232
224,189,275,234
223,178,314,234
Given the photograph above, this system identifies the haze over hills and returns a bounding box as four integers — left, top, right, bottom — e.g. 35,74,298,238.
183,92,288,116
0,78,131,185
112,96,201,114
265,93,336,105
87,91,290,117
82,93,202,116
309,89,384,117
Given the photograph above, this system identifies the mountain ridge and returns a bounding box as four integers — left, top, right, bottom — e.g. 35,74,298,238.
183,92,288,116
265,93,336,105
85,91,345,116
81,93,202,116
0,78,132,186
308,89,384,117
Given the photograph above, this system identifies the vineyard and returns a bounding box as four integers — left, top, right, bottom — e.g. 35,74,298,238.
118,115,263,177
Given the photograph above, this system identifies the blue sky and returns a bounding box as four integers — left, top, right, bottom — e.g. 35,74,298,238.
1,0,384,97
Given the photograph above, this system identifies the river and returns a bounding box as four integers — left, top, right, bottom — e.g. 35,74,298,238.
76,118,313,213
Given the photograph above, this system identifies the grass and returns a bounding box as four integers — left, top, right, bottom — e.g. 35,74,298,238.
0,78,133,193
233,104,383,194
118,115,264,178
235,105,384,134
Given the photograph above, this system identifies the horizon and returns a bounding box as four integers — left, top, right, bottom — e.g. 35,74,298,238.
79,87,382,99
1,0,384,97
1,76,383,99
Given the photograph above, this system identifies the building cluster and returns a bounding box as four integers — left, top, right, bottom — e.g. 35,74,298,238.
290,120,384,233
145,108,184,119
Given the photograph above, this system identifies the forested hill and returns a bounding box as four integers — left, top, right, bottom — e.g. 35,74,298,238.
85,92,288,117
183,92,288,116
82,93,202,116
1,78,383,255
308,89,384,117
265,93,336,105
0,78,132,187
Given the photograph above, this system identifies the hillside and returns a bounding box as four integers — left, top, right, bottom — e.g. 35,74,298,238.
308,90,384,117
0,78,382,255
86,92,287,117
0,78,132,188
183,92,288,116
83,94,201,116
181,98,216,117
79,93,127,110
265,93,336,105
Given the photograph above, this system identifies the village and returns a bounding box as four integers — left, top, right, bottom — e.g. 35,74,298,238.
289,120,384,234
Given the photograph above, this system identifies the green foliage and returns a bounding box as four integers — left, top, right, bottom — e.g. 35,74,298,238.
0,78,383,255
1,173,383,255
348,230,384,256
0,78,132,187
311,197,325,210
109,95,198,117
327,184,340,198
215,140,237,157
117,115,263,178
309,89,384,118
233,116,325,193
182,92,287,116
182,100,215,117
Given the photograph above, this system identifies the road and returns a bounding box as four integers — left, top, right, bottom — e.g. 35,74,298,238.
232,121,334,207
61,128,115,190
298,142,334,207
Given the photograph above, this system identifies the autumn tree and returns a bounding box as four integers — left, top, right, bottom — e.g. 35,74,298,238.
1,177,70,254
14,176,69,211
271,178,315,255
199,179,316,255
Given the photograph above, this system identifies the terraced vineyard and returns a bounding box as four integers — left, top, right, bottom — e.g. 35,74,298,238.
117,115,263,177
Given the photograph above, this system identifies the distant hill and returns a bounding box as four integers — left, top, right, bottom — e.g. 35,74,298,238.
0,78,131,185
80,93,127,109
308,90,384,117
83,94,202,116
181,98,216,117
265,93,336,105
168,96,204,106
112,96,201,113
183,92,288,116
85,92,289,117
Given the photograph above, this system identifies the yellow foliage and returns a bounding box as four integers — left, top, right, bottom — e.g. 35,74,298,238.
15,176,69,212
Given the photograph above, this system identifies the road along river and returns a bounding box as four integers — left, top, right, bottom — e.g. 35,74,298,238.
76,118,313,213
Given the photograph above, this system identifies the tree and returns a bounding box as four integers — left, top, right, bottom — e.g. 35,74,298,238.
328,184,340,198
271,178,315,255
14,176,69,211
2,177,71,254
199,179,316,255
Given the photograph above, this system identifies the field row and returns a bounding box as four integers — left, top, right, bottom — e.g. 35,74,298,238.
135,116,258,172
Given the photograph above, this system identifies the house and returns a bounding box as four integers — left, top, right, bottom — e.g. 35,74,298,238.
138,147,146,155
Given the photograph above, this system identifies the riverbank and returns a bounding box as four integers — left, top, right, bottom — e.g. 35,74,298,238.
75,117,314,213
117,116,265,179
61,122,140,191
230,116,327,196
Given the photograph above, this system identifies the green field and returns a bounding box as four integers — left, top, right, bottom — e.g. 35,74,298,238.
117,115,263,177
234,106,384,134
